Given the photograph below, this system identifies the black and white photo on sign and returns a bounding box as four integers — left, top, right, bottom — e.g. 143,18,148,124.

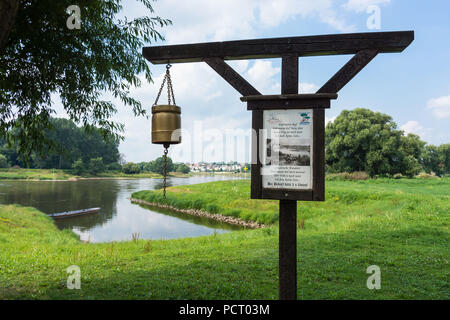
266,139,311,166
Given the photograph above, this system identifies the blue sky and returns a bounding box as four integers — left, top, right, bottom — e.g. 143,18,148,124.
58,0,450,163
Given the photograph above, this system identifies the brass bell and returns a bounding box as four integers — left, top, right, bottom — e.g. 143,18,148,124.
151,104,181,146
151,64,181,148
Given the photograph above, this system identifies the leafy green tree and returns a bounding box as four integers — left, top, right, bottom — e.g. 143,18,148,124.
122,162,141,174
71,158,85,176
326,108,425,177
0,0,171,159
32,118,83,169
107,162,122,171
140,162,153,172
396,133,426,177
400,133,426,161
0,154,8,168
147,161,156,172
151,156,174,175
77,124,120,165
88,157,105,175
0,128,23,167
176,163,190,174
440,144,450,175
1,118,121,169
422,144,449,176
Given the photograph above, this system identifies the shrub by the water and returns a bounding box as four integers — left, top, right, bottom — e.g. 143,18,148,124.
0,154,9,168
88,157,105,175
107,162,122,171
122,162,141,174
326,171,369,181
71,158,85,176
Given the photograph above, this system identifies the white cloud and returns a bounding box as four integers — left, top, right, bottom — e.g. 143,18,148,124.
168,115,252,163
299,82,319,93
131,63,222,104
150,0,356,45
154,0,257,44
427,95,450,118
228,60,250,74
343,0,391,13
326,116,336,125
246,60,280,94
318,9,356,32
400,120,432,140
258,0,355,32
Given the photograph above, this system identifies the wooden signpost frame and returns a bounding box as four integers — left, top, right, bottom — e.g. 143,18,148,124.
143,31,414,300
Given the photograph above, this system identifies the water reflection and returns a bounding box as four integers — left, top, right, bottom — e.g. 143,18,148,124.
0,176,246,242
153,179,174,191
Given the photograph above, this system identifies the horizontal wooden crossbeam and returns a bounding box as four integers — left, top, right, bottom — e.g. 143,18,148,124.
143,31,414,64
241,93,338,101
241,93,338,110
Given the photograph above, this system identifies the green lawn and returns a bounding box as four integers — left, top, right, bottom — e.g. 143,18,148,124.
0,178,448,299
0,168,75,180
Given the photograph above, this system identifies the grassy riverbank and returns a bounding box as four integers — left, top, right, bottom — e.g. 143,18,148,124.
132,177,450,225
1,178,448,299
191,171,250,177
0,168,189,180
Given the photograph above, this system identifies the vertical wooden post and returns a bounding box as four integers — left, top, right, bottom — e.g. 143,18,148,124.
279,55,298,300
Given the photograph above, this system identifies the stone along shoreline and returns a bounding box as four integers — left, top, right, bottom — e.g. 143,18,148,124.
130,198,266,229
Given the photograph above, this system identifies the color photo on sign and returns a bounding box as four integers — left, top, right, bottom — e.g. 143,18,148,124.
261,109,313,190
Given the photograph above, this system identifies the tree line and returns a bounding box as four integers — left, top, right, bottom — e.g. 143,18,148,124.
0,118,121,174
0,110,448,178
0,117,190,176
122,158,190,175
325,108,449,177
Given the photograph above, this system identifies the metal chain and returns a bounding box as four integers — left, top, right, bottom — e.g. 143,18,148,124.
153,75,167,106
163,146,169,198
167,66,172,106
153,64,176,106
167,65,176,106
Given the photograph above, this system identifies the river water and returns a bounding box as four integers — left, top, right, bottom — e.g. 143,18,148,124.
0,176,245,242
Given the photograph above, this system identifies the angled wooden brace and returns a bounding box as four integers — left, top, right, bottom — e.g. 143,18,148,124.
317,49,379,94
203,57,261,96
